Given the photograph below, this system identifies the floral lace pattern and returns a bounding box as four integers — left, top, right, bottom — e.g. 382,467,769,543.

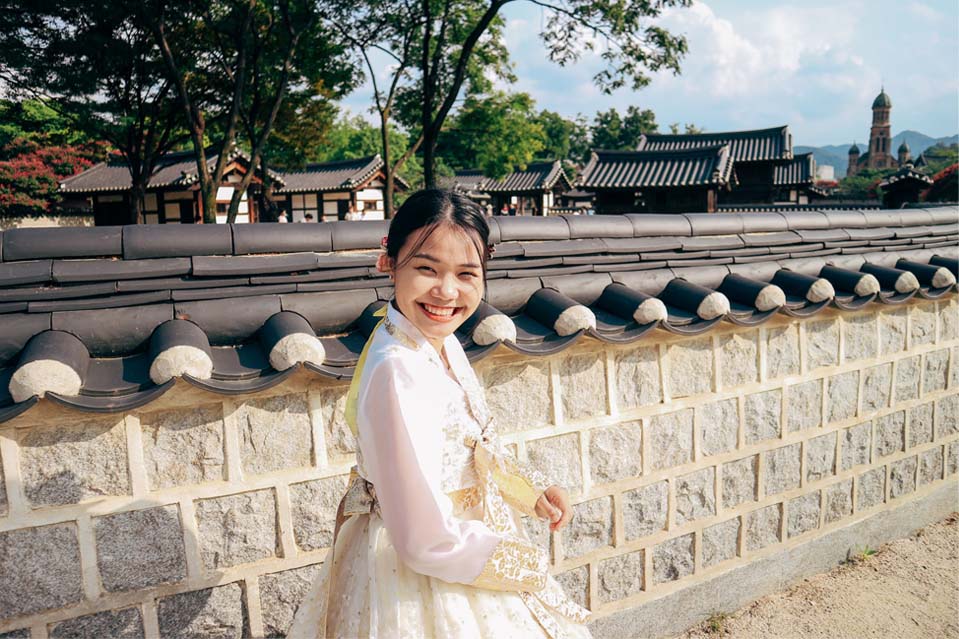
471,537,550,592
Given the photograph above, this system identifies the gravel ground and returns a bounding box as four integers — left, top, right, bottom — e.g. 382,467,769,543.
673,513,959,639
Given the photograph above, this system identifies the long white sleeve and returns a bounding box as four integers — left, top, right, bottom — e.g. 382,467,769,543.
357,354,502,584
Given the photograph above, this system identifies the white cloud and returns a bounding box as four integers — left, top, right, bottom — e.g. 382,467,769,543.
651,1,868,101
907,1,943,21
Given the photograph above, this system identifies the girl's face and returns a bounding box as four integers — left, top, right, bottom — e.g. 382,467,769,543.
378,223,485,351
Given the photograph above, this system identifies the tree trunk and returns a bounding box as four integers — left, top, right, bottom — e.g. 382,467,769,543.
130,181,146,225
381,120,394,217
201,183,217,223
423,138,436,188
259,156,279,222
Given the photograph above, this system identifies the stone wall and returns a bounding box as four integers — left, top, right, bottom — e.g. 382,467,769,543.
0,297,956,638
0,213,95,230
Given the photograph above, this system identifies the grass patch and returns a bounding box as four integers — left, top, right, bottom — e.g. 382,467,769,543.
844,545,878,565
704,611,730,634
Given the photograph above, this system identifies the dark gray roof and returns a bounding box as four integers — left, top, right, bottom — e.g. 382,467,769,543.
774,153,816,186
445,170,491,199
59,149,251,194
60,151,397,196
578,146,734,189
275,155,403,194
880,167,934,188
450,170,489,192
637,126,792,162
0,206,955,423
479,161,572,193
450,162,573,195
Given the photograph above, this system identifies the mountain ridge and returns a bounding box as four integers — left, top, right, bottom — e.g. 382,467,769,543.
796,131,957,178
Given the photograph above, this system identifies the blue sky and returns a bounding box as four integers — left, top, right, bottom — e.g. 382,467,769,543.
341,0,958,147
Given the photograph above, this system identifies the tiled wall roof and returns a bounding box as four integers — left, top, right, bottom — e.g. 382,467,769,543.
0,206,956,423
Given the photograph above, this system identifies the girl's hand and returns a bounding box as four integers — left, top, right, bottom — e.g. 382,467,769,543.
535,485,572,532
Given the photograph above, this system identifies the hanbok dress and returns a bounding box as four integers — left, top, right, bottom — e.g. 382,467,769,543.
288,302,592,639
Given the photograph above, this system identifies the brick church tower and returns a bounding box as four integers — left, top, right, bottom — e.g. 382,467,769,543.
847,88,899,177
867,88,895,170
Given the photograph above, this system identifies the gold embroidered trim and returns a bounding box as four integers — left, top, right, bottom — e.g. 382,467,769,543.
448,486,482,514
470,537,548,592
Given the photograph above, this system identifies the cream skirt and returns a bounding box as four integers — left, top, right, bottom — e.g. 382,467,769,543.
287,514,593,639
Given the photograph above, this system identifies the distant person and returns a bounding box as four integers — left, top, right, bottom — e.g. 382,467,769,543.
485,203,493,217
303,212,315,223
499,203,509,216
508,203,516,216
278,212,289,223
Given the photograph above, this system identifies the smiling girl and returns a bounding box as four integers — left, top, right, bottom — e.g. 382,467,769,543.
289,189,591,638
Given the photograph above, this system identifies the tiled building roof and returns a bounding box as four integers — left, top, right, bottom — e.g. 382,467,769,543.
274,155,400,193
773,153,817,186
637,126,793,162
450,161,573,195
449,169,489,192
60,152,398,195
59,150,249,193
879,166,935,188
578,146,734,189
0,206,955,422
479,161,572,193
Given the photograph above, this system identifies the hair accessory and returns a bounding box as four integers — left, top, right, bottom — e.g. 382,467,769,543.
380,235,388,249
485,243,496,260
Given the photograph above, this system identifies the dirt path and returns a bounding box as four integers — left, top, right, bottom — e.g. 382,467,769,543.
673,513,959,639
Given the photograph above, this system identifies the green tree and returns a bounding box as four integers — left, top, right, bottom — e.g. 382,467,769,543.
836,167,894,200
532,110,590,164
591,106,658,150
438,92,545,178
0,0,185,223
150,0,358,222
330,0,514,215
668,122,704,134
0,99,96,150
919,143,958,175
339,0,691,190
313,114,424,189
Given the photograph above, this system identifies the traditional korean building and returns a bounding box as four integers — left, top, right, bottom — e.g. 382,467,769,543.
59,149,259,226
273,155,409,222
879,166,934,209
772,152,820,204
453,160,573,215
59,152,405,225
445,170,491,205
577,145,735,214
636,125,793,204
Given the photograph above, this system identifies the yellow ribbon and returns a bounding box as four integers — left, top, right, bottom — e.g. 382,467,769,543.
344,305,388,437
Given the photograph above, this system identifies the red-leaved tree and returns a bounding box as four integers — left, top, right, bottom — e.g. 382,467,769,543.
0,138,107,215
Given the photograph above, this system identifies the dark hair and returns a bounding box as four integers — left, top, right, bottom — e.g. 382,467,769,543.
386,189,491,277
